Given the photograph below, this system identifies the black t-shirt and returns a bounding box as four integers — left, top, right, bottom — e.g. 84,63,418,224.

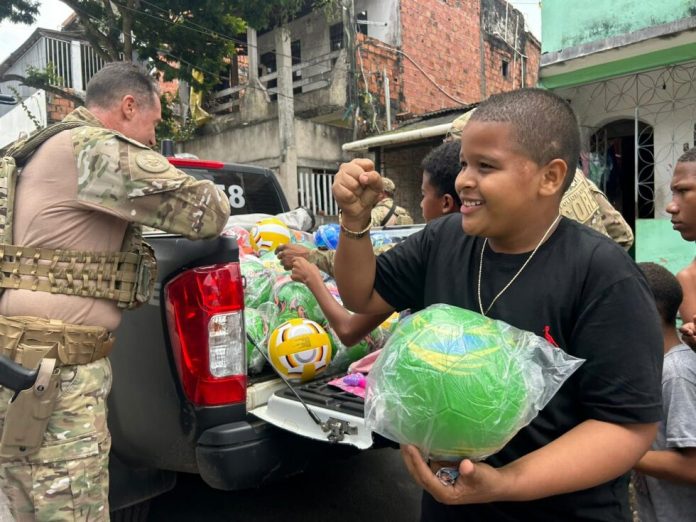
373,214,663,522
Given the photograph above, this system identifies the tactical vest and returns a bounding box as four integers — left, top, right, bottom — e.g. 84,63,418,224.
0,122,156,309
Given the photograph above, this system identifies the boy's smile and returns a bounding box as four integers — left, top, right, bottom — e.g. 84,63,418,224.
456,121,556,253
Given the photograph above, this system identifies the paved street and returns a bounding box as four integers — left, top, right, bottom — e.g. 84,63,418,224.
150,446,422,521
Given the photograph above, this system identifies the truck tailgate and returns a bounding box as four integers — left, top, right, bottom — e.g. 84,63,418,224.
249,375,373,449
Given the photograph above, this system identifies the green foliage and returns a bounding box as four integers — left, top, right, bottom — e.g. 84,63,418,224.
156,92,197,145
0,0,39,24
6,85,43,131
25,63,64,88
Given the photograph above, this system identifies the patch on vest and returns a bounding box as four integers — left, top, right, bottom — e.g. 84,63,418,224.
560,177,600,225
135,151,169,174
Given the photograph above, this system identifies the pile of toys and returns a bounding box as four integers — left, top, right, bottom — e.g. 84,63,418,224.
224,218,397,382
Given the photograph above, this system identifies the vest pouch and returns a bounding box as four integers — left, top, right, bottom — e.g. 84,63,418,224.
0,357,60,458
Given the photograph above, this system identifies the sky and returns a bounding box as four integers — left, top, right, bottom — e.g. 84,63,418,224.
0,0,542,64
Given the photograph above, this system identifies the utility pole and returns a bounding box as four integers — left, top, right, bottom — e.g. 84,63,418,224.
342,0,358,140
276,25,299,207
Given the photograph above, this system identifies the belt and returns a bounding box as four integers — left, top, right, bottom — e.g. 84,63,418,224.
0,315,113,367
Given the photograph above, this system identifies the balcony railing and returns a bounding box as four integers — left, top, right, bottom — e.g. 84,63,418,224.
209,49,341,115
4,34,105,94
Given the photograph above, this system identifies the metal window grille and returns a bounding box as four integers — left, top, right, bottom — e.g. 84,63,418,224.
44,37,72,88
298,169,338,217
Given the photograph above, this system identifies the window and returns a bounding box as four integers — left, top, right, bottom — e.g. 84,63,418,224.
356,10,368,36
330,22,344,52
501,60,510,79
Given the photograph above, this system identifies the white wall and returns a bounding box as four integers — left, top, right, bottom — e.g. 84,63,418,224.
555,61,696,217
355,0,401,46
0,90,46,148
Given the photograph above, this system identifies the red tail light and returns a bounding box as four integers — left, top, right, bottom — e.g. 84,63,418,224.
165,263,246,406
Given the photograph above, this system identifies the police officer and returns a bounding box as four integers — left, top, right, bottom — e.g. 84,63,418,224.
370,177,414,227
0,62,230,521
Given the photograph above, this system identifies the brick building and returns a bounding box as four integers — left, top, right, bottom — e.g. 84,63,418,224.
187,0,540,214
340,0,540,222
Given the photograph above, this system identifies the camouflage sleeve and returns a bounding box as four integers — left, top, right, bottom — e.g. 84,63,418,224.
71,127,230,240
308,243,395,277
308,249,336,277
586,179,634,250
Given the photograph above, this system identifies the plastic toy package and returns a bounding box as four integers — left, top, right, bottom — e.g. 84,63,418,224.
240,255,275,309
245,307,271,374
364,304,584,462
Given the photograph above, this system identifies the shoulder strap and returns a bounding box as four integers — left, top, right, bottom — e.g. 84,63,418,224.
379,203,397,227
6,121,87,166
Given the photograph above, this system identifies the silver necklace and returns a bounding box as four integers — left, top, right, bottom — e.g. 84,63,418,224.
477,215,561,316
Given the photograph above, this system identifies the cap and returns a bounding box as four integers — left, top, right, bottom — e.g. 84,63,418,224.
444,108,476,142
381,177,396,195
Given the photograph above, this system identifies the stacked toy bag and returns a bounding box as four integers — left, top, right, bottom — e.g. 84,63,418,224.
223,219,396,381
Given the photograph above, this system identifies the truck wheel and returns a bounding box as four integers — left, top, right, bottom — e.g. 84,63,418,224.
110,500,151,522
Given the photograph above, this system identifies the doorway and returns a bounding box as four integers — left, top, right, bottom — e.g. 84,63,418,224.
589,119,655,231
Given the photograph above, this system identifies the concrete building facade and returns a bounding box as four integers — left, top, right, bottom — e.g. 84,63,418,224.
540,0,696,272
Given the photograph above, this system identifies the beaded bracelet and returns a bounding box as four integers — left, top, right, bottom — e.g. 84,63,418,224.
339,213,371,239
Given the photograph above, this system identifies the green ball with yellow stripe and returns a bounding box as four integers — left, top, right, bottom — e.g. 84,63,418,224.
375,305,528,460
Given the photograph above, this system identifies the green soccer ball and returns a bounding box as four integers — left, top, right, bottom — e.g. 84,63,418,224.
368,305,528,460
273,278,325,325
245,308,269,374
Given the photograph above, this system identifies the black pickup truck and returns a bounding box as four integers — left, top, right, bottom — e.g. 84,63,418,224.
108,157,378,519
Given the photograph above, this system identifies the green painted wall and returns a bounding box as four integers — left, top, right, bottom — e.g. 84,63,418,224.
635,219,695,276
542,0,696,53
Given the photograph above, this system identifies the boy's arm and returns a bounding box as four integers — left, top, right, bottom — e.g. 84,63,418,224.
402,419,657,504
634,448,696,484
333,159,394,315
291,258,392,346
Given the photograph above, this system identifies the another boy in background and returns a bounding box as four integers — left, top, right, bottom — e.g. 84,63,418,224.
633,262,696,521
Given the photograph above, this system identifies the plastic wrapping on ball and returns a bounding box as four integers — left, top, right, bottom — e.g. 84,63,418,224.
272,277,326,326
327,324,389,373
291,229,315,247
245,308,270,374
369,231,394,248
258,251,288,274
314,223,340,250
222,224,255,255
240,256,274,308
365,304,584,461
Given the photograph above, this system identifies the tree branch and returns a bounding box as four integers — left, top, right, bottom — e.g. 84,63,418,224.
59,0,120,61
2,74,85,105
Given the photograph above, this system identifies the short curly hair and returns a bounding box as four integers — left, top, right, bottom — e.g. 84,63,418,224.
638,262,683,326
421,141,462,205
470,88,580,192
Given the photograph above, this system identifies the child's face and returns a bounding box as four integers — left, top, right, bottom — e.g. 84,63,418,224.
667,161,696,241
420,171,446,222
455,121,547,249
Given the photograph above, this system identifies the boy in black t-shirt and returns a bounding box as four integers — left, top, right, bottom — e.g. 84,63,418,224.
331,88,663,521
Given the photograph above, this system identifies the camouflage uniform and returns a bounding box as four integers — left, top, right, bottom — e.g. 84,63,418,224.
370,198,413,227
0,359,111,522
308,244,394,278
0,107,229,521
560,169,634,250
